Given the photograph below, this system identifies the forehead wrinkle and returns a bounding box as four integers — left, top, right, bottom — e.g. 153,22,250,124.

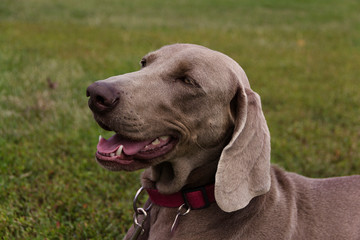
172,59,192,75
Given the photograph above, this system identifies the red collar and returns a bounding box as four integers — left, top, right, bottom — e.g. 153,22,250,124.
145,184,216,210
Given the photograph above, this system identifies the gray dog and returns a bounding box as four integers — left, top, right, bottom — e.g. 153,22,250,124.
87,44,360,239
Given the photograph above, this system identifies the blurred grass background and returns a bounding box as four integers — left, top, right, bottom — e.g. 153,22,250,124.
0,0,359,238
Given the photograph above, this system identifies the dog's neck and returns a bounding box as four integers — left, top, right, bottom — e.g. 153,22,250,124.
183,160,218,188
141,159,218,191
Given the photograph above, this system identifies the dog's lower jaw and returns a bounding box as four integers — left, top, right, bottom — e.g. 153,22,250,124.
141,144,226,194
142,159,194,194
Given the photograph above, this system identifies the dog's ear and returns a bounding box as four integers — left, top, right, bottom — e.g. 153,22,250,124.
215,74,271,212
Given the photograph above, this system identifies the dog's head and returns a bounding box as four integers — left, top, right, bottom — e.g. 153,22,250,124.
87,44,270,212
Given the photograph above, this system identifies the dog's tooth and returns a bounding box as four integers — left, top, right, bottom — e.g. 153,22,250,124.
160,136,169,141
151,139,160,145
116,145,123,156
110,153,115,157
99,135,102,142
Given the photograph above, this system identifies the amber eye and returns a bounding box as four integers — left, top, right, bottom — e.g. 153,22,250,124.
177,76,195,86
140,58,146,68
182,78,192,85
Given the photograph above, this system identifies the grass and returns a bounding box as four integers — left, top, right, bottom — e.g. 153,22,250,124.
1,0,359,238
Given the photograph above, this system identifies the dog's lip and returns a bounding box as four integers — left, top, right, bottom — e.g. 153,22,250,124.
96,151,135,165
95,135,179,167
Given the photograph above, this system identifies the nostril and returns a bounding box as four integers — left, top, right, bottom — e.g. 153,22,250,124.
87,81,119,112
96,95,105,105
95,95,119,107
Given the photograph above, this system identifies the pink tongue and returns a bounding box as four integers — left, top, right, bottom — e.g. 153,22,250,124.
97,134,153,155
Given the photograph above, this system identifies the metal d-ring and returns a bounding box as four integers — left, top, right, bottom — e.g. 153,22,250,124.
130,186,153,240
133,186,144,212
133,186,152,213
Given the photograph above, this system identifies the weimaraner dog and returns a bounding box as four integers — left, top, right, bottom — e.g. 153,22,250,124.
86,44,360,239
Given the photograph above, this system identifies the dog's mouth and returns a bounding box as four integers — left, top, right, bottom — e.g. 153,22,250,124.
96,133,178,166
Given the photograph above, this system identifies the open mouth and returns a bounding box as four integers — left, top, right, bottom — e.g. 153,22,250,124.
96,133,178,165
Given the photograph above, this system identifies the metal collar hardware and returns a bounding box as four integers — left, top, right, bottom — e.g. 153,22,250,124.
171,203,191,233
130,187,152,240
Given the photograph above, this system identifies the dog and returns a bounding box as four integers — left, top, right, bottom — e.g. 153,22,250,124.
86,44,360,239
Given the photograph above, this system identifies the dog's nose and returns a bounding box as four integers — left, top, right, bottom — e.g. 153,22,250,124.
86,82,119,113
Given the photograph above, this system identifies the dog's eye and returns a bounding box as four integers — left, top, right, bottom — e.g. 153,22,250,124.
140,58,146,68
182,78,192,85
178,76,199,87
177,76,191,84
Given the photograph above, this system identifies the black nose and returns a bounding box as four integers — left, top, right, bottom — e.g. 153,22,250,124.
86,82,119,113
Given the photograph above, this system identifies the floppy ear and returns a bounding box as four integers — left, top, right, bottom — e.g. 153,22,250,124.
215,76,271,213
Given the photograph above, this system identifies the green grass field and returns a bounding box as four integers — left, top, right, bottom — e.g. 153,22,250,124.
1,0,359,238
